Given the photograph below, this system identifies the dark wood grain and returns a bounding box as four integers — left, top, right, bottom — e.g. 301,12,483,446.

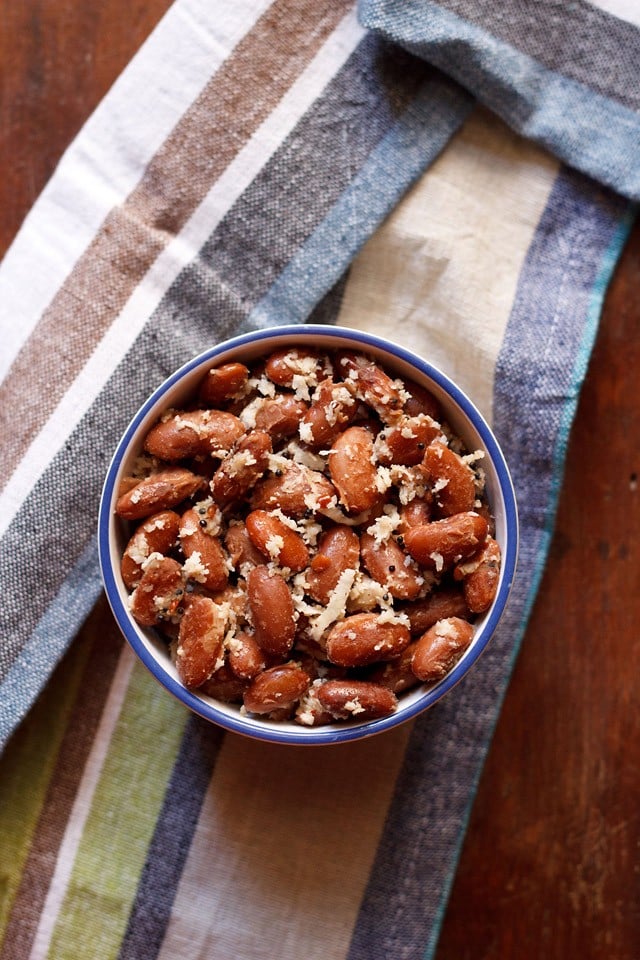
436,223,640,959
0,0,173,258
2,4,639,958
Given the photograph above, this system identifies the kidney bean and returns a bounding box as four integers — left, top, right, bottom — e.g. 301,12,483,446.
336,352,405,424
455,535,501,613
422,441,477,516
399,586,472,637
251,462,337,517
411,617,474,682
247,566,296,658
121,510,180,589
299,378,358,449
179,507,229,592
210,431,272,507
404,512,488,570
245,509,310,572
329,426,384,515
144,409,245,461
375,415,442,466
306,525,360,604
200,663,248,703
360,532,422,601
209,582,251,625
295,679,336,726
129,556,185,627
116,467,206,520
402,378,443,421
325,613,410,667
368,643,422,694
265,348,322,386
397,497,432,533
175,595,228,689
224,520,266,571
227,631,270,681
316,679,398,720
198,362,249,406
243,663,310,714
255,394,308,440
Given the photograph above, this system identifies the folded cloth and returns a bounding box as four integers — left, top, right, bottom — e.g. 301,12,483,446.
0,1,635,958
359,0,640,201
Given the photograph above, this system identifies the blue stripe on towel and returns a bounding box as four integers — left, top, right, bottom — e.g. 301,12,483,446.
118,715,224,960
0,536,102,748
346,166,633,960
358,0,640,200
250,72,472,327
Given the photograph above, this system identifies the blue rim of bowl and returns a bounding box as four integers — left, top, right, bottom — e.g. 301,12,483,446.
98,324,519,745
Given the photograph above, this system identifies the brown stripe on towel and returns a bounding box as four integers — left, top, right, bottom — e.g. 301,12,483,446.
0,0,351,492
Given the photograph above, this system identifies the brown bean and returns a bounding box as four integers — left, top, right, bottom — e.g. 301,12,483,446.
243,664,310,714
198,362,249,406
143,409,245,460
422,441,477,517
247,566,296,657
245,510,309,572
209,583,251,625
325,613,410,667
265,348,322,386
336,352,405,424
129,556,185,627
404,512,488,570
474,499,496,538
175,595,228,689
210,431,272,507
227,631,270,680
399,586,472,637
121,510,180,589
397,497,432,533
329,426,384,515
292,625,331,662
375,415,443,466
200,663,248,703
368,643,422,693
251,462,337,517
255,394,308,440
411,617,474,682
360,532,423,601
299,378,358,449
403,378,443,421
455,535,501,613
224,520,266,572
116,468,206,520
306,526,360,604
179,507,229,592
316,679,398,720
295,679,336,726
117,474,143,497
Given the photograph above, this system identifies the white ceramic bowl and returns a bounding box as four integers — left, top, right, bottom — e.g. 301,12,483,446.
98,325,518,745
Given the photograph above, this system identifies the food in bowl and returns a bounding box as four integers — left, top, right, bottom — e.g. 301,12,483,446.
112,344,502,728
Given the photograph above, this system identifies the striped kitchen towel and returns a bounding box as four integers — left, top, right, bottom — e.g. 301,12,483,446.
0,1,636,959
359,0,640,201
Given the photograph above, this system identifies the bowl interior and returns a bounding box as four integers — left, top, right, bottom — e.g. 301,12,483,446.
98,325,518,745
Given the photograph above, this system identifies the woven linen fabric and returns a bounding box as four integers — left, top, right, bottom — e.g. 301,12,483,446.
0,1,635,958
358,0,640,201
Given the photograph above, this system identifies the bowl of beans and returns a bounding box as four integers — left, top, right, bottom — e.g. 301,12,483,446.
98,325,518,744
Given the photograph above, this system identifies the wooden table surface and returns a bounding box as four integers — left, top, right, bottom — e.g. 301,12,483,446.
2,3,638,957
